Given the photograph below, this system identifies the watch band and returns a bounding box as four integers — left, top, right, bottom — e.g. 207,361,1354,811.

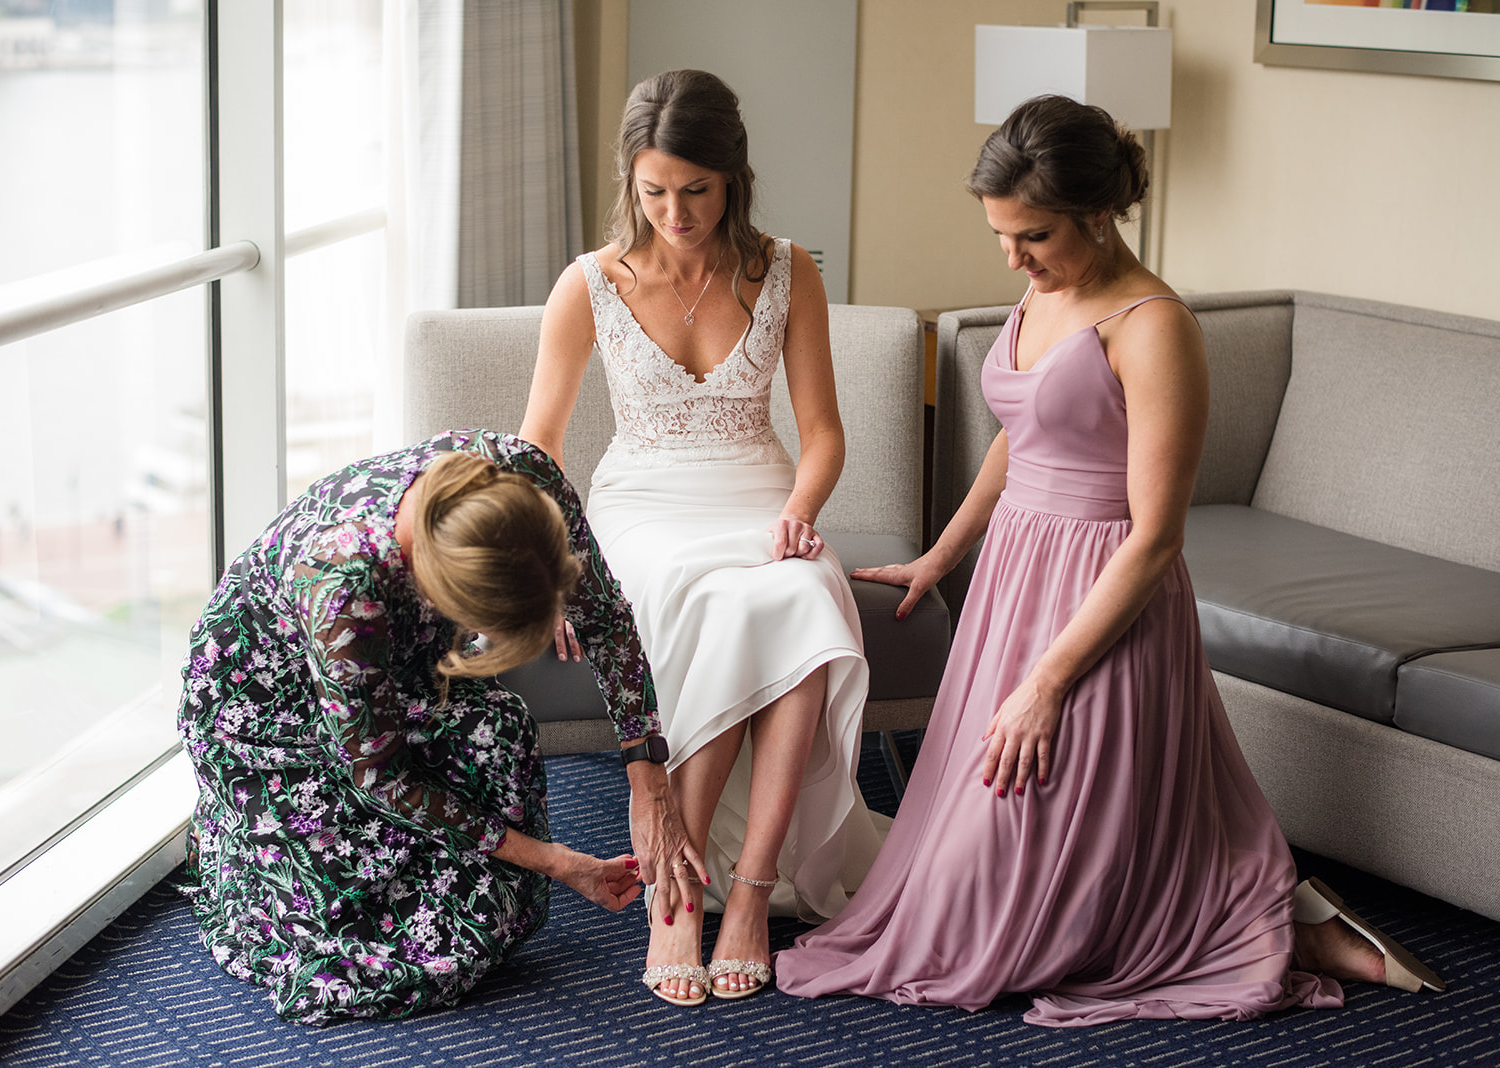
620,734,669,766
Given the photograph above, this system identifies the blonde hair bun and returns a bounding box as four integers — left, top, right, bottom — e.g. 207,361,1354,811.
410,451,583,698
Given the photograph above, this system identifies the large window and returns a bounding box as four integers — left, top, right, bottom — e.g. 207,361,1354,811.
0,0,208,875
283,0,387,498
0,0,417,1010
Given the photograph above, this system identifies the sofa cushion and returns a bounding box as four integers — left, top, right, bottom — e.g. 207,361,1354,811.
501,531,950,725
1183,504,1500,724
1395,650,1500,761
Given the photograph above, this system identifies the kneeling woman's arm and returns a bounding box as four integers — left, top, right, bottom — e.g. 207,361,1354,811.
492,829,641,911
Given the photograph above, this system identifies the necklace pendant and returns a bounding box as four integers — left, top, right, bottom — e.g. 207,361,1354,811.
684,313,695,326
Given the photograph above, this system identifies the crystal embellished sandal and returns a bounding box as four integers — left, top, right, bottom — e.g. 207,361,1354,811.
708,863,777,1001
642,868,708,1007
641,963,710,1007
707,958,773,1001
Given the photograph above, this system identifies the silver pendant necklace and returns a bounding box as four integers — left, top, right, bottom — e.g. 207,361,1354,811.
652,242,723,326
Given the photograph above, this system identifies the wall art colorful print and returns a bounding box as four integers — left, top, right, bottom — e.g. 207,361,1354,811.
1256,0,1500,80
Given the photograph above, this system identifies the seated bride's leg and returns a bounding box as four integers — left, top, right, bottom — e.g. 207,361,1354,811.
645,724,746,1002
709,665,829,992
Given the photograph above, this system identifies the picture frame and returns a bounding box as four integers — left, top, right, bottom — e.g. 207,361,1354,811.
1255,0,1500,83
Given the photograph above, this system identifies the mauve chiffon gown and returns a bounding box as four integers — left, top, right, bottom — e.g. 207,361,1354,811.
774,294,1343,1026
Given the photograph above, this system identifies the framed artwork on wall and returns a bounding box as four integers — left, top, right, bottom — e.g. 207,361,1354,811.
1255,0,1500,82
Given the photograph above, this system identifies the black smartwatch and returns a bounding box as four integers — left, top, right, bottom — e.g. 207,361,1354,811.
620,734,670,767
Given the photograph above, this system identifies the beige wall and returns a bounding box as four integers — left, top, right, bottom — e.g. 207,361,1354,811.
851,0,1500,320
850,0,1060,312
574,0,630,249
578,0,1500,321
1161,0,1498,321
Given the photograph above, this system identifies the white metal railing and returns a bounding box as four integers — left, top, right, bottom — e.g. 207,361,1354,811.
0,207,386,349
284,206,386,259
0,240,260,348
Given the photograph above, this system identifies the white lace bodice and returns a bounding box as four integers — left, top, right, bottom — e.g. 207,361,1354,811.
583,237,795,477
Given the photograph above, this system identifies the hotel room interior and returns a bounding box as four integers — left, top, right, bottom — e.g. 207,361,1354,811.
1,1,1497,1064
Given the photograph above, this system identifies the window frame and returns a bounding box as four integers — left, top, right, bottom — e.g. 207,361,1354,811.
0,0,385,1014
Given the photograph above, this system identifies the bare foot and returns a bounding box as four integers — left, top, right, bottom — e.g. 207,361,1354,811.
1294,917,1386,985
644,880,705,1002
708,872,773,994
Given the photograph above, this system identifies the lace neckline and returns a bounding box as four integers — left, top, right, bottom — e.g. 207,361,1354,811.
589,242,784,385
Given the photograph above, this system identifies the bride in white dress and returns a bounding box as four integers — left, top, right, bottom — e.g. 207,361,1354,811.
519,69,884,1006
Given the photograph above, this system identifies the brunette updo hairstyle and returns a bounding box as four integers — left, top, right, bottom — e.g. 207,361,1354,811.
410,451,582,701
607,68,769,317
966,94,1148,232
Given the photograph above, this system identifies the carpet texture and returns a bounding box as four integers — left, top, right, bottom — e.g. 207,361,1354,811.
2,734,1496,1067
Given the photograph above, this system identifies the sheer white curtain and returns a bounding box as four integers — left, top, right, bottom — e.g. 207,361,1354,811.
377,0,581,448
456,0,584,308
376,0,464,450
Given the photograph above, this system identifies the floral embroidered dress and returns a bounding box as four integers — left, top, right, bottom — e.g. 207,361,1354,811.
178,430,656,1024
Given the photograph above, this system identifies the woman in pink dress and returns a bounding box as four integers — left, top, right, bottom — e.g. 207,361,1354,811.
775,95,1444,1026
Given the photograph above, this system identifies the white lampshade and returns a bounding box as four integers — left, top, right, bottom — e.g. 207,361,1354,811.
975,25,1173,130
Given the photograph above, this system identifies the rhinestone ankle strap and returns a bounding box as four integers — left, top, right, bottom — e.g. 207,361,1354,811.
727,862,777,889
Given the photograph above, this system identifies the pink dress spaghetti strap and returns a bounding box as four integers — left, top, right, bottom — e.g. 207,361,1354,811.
774,293,1343,1026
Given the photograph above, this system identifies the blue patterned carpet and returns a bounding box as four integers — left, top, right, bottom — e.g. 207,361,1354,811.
3,734,1496,1067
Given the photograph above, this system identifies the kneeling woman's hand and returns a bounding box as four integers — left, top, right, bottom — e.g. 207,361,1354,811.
491,829,642,912
552,848,644,912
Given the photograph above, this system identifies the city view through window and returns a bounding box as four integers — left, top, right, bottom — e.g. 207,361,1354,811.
0,0,388,873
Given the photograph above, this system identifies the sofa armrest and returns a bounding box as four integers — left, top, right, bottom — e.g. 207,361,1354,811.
931,306,1010,619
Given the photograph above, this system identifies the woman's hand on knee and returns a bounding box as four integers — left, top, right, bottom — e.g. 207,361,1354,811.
769,515,823,561
980,678,1061,797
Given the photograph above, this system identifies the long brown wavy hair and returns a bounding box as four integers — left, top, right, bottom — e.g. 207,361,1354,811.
606,68,770,320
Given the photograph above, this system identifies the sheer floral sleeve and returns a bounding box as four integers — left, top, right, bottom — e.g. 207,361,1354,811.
461,430,659,744
292,542,511,853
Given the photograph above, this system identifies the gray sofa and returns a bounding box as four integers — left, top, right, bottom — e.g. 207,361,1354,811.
934,290,1500,922
404,303,951,780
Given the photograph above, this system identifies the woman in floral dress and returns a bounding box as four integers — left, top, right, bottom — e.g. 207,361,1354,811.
178,429,690,1024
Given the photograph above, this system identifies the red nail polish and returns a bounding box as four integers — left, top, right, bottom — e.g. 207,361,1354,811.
686,903,694,913
664,915,673,926
983,778,991,787
1015,785,1024,796
1038,776,1046,786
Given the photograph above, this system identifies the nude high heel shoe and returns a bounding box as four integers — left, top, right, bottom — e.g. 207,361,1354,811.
1293,877,1446,993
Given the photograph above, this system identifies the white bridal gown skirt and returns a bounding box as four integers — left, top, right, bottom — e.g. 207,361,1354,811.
587,460,887,921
